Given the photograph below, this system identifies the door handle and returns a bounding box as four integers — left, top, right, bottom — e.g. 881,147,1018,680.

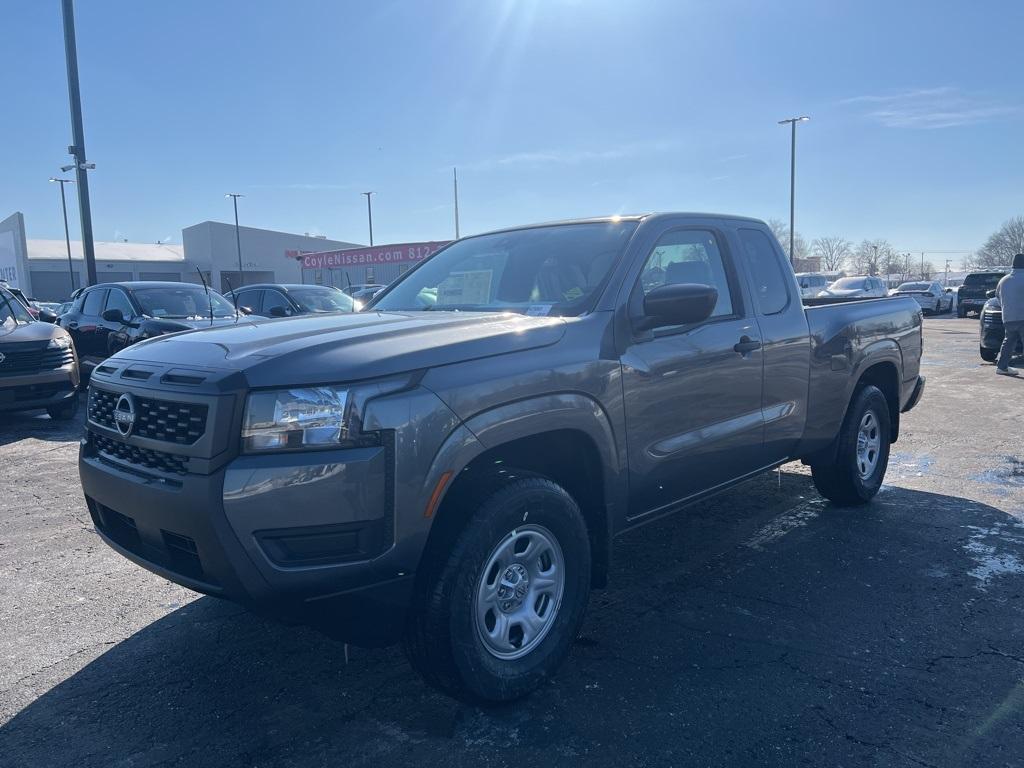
734,336,762,355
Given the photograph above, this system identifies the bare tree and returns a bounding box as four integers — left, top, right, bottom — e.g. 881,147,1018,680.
767,218,809,263
811,237,852,272
976,215,1024,268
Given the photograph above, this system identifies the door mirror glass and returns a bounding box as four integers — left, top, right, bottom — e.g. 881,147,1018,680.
101,308,125,324
268,305,290,317
640,283,718,330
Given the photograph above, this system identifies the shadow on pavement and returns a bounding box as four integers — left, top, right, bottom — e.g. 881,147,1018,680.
3,477,1024,767
0,392,85,447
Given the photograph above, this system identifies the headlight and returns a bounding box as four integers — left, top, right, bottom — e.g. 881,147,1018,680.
242,386,353,452
47,333,72,350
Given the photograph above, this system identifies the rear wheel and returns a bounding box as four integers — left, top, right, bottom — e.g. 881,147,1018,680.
980,345,998,363
404,476,591,703
811,385,891,506
957,306,966,319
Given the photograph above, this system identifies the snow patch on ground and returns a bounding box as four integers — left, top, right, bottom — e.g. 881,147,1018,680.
744,500,825,550
963,521,1024,590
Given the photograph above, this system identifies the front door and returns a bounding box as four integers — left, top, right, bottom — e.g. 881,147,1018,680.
620,227,766,519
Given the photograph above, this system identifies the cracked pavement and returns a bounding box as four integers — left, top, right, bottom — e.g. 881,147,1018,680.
2,317,1023,767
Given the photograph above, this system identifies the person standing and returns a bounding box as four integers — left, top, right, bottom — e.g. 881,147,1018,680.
995,253,1024,376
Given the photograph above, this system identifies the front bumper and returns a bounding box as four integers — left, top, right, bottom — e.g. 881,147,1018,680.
79,432,412,645
0,367,79,413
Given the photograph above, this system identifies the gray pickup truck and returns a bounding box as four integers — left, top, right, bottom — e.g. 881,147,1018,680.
78,214,924,702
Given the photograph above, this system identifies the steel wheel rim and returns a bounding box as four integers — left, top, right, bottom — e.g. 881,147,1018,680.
474,524,565,660
855,410,882,480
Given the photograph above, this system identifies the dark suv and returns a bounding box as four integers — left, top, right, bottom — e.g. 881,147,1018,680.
224,283,356,318
958,270,1007,317
59,281,251,371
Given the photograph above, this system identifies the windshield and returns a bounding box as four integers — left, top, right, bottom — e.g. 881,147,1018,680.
897,282,931,292
372,221,639,316
133,286,237,319
830,277,867,290
964,273,1005,288
0,289,34,331
288,286,356,313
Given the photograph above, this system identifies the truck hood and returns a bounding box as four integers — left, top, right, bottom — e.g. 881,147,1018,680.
111,310,566,387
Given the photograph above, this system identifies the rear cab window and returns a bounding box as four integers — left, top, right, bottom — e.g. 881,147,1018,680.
737,228,792,315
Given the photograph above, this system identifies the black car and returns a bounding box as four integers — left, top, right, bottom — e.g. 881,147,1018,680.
979,293,1024,363
224,283,357,317
958,270,1007,318
58,281,253,370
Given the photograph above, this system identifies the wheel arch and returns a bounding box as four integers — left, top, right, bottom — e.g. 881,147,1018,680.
415,394,623,590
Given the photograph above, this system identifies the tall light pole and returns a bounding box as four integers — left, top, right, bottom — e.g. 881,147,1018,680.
872,244,879,276
778,115,810,266
61,0,98,286
362,191,375,246
49,177,77,296
453,168,460,239
225,193,244,287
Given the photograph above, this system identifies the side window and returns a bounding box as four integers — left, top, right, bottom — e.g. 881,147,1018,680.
639,229,734,318
738,228,791,315
235,289,261,313
261,290,292,316
104,289,135,319
81,289,107,317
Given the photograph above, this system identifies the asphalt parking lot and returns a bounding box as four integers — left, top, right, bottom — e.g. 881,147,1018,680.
1,317,1023,767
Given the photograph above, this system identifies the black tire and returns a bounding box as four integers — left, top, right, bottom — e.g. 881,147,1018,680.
980,346,998,363
404,476,591,703
957,306,966,319
811,384,891,506
46,396,79,421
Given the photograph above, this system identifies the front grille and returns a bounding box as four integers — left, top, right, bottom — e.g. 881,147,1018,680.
982,311,1003,328
91,431,188,475
88,388,208,444
0,347,74,377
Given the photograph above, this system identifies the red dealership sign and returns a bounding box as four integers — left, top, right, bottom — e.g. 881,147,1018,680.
295,241,451,270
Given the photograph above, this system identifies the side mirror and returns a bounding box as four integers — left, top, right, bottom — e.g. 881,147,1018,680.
238,305,253,315
986,289,997,299
945,288,953,293
268,305,290,318
638,283,718,330
102,308,126,324
37,309,58,324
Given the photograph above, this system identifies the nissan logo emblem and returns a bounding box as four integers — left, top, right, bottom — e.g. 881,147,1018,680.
113,393,136,436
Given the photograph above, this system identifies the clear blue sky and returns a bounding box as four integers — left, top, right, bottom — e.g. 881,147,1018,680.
3,0,1022,256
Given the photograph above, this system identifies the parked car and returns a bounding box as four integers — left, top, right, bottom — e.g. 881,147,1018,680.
342,283,385,297
795,272,831,299
979,292,1024,363
890,281,954,314
0,285,80,420
78,213,924,702
224,283,357,318
59,281,256,371
957,270,1007,318
818,275,890,299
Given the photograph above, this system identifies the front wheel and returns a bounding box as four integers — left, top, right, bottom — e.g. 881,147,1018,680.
980,345,998,363
811,384,891,506
404,477,591,703
46,396,79,421
957,306,966,319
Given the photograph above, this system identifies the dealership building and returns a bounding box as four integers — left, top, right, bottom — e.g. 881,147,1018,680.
1,211,451,302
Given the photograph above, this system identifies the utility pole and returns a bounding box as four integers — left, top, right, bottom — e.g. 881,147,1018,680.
362,191,375,246
225,193,244,287
921,252,926,280
944,259,951,286
49,177,77,296
777,116,810,266
61,0,97,286
453,168,460,239
871,244,879,276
